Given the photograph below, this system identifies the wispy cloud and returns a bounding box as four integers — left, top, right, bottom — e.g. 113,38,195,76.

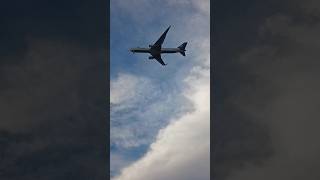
110,73,193,148
110,73,157,107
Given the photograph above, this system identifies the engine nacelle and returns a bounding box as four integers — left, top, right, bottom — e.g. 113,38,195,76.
148,56,154,59
149,45,153,47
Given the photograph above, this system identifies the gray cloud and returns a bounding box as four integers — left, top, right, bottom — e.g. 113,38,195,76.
0,38,107,180
214,1,320,179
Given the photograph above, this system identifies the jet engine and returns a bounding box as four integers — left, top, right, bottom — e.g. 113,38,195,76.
149,45,153,47
148,56,154,59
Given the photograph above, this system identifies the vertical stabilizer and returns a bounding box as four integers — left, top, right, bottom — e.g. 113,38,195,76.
178,42,187,56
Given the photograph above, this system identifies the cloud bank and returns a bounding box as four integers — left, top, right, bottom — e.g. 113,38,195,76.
113,66,210,180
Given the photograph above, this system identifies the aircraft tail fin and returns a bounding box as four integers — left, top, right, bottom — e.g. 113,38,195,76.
178,42,187,56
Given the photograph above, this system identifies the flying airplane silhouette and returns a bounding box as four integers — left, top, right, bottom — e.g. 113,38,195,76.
130,26,187,66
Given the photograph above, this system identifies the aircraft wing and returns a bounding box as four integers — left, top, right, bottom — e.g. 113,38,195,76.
154,55,166,66
152,26,171,48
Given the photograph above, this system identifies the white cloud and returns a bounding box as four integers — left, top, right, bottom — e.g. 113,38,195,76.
111,153,134,176
113,60,210,180
110,73,155,105
110,72,193,150
110,73,138,104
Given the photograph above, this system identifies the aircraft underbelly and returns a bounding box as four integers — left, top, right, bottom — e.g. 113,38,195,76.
161,48,179,53
150,49,160,56
161,50,177,53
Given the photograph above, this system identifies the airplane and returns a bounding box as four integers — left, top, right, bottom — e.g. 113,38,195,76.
129,26,187,66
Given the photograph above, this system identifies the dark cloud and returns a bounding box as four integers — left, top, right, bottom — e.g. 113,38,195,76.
0,0,108,179
0,39,108,180
213,0,320,179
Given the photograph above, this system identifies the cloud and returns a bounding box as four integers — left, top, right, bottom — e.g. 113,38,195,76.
0,37,107,180
217,2,320,179
110,73,194,176
111,153,136,177
110,73,156,106
167,0,210,15
110,73,192,149
113,56,210,180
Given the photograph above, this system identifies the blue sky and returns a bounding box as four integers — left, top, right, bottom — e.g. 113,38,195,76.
110,0,210,179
